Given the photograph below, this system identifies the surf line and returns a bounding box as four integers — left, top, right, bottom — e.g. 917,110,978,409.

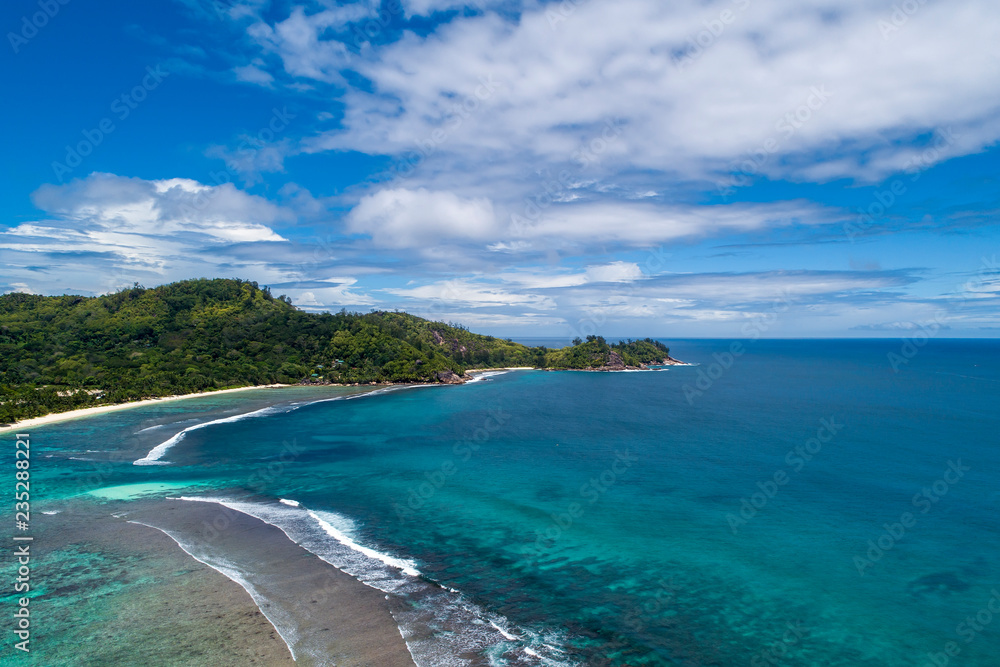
134,383,440,466
133,405,281,465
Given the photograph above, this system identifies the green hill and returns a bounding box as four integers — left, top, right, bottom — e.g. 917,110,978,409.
544,335,674,369
0,278,672,423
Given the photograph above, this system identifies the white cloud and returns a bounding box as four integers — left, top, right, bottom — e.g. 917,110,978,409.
30,173,288,244
345,186,834,249
205,140,291,186
387,278,556,309
372,267,924,336
407,310,565,328
245,4,374,83
234,61,274,85
400,0,499,18
347,187,497,247
585,262,642,283
0,173,317,298
284,278,376,309
287,0,1000,185
644,271,911,304
496,262,643,288
507,199,835,247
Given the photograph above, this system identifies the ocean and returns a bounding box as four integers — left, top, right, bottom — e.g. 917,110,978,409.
6,339,1000,666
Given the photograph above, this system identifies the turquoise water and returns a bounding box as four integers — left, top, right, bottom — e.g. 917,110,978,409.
8,340,1000,665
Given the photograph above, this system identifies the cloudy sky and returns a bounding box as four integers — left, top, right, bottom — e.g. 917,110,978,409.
2,0,998,338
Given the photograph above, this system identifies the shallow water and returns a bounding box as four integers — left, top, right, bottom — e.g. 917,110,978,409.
6,340,1000,665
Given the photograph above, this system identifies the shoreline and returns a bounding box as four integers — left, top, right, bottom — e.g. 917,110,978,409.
0,370,528,433
0,384,292,434
464,366,535,374
1,361,687,434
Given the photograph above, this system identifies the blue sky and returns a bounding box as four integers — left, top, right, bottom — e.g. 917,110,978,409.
1,0,998,338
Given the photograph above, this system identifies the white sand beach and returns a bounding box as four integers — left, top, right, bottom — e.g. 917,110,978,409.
0,384,291,434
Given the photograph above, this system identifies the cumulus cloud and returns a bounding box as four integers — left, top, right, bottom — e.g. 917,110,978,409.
383,266,917,323
281,278,376,309
9,1,996,338
347,188,498,247
30,173,288,243
1,173,321,298
507,199,837,248
245,4,375,83
585,262,643,284
275,0,1000,186
344,187,837,250
387,278,556,309
234,60,275,85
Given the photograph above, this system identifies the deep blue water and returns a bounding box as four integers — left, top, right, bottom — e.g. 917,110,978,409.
12,340,1000,665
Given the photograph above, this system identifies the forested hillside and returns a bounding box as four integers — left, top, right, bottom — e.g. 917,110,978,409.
544,335,674,369
0,278,672,422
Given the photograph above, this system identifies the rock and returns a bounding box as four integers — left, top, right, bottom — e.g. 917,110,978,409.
435,369,465,384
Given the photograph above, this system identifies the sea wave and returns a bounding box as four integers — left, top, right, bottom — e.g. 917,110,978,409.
465,370,512,384
133,384,442,466
175,496,579,667
132,405,289,465
307,508,421,577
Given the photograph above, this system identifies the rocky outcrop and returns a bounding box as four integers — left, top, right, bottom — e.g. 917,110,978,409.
435,369,465,384
587,351,639,372
431,329,468,354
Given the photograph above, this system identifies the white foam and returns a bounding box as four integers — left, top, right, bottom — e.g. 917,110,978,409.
279,498,300,507
307,509,420,577
344,384,439,399
41,510,60,515
490,621,520,641
176,496,411,594
465,370,512,384
133,405,282,465
133,385,444,466
173,496,581,666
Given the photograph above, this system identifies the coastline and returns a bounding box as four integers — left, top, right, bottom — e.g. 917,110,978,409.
464,366,535,374
0,369,530,433
0,384,291,434
0,360,686,434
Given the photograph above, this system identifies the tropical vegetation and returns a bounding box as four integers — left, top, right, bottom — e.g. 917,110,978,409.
0,278,671,423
